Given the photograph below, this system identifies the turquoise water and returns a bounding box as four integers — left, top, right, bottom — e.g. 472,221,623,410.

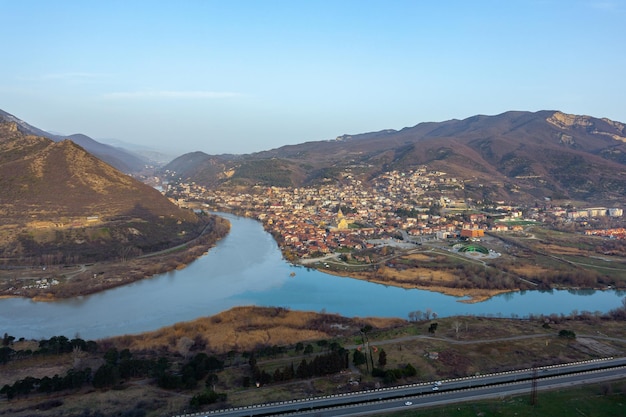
0,213,624,340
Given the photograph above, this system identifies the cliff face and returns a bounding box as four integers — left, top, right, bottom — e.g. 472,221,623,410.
546,111,594,129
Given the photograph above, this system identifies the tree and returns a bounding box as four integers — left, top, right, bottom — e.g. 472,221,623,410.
0,384,15,400
2,333,15,346
206,373,218,391
177,336,194,358
377,349,387,368
361,324,373,334
93,363,120,388
189,389,226,409
353,349,366,366
383,370,397,384
296,359,311,379
104,347,119,365
0,346,14,364
408,310,423,321
403,363,417,377
453,321,461,339
360,325,374,372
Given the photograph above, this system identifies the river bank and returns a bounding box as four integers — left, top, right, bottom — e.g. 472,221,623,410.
0,215,230,300
314,267,513,303
0,210,510,303
2,212,625,342
2,305,625,417
1,208,616,305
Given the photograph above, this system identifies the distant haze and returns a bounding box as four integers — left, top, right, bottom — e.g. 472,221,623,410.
1,1,625,154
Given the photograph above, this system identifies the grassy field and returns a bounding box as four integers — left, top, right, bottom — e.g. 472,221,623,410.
376,381,626,417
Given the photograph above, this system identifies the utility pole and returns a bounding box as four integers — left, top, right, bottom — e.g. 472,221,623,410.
360,325,373,374
530,367,538,406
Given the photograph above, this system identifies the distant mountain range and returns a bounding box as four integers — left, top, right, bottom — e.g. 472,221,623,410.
0,109,152,173
163,110,626,205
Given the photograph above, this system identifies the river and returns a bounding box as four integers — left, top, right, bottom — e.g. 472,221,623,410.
0,213,624,340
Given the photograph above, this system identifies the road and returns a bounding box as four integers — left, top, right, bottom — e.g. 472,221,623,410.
178,357,626,417
303,365,626,417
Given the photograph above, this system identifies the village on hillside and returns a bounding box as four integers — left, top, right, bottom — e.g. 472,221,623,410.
163,166,625,262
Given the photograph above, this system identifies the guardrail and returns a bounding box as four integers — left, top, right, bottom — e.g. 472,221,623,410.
173,356,624,417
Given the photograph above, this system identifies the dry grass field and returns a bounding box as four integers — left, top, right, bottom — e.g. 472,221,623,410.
340,265,512,302
1,306,625,417
505,264,552,278
108,306,405,354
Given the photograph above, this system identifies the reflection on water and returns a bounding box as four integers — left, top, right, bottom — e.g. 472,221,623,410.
567,289,596,296
501,292,515,301
0,213,624,340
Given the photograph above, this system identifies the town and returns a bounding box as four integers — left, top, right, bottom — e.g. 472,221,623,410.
162,166,625,264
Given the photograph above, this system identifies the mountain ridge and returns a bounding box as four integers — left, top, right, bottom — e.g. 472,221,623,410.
163,110,626,204
0,109,149,173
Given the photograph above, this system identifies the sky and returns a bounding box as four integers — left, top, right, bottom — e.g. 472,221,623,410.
1,0,625,155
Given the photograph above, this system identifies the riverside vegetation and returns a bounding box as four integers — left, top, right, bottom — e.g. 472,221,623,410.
0,214,230,299
1,304,626,416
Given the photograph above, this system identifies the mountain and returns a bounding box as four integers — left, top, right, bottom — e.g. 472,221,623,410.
64,133,148,173
0,109,55,139
96,137,179,165
163,110,626,204
0,109,148,173
0,119,203,265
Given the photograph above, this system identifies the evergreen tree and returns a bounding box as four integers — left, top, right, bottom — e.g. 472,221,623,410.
353,349,366,366
378,349,387,368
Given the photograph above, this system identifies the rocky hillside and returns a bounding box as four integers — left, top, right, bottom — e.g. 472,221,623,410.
0,109,148,173
164,110,626,204
0,121,205,265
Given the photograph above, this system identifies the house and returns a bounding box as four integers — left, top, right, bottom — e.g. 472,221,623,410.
461,229,484,238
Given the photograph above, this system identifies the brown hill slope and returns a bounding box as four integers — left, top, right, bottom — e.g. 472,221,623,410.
164,110,626,204
0,121,204,265
0,109,149,173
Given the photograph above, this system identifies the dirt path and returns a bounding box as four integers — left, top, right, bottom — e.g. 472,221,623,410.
346,332,626,350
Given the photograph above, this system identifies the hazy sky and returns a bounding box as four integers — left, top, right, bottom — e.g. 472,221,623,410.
2,1,625,155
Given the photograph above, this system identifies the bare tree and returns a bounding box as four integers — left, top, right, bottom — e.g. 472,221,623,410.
72,345,86,369
453,321,461,339
408,310,424,322
177,336,194,359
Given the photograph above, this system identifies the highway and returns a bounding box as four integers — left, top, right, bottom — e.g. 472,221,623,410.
175,357,626,417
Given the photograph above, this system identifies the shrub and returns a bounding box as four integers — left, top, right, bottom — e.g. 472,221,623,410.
558,329,576,339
